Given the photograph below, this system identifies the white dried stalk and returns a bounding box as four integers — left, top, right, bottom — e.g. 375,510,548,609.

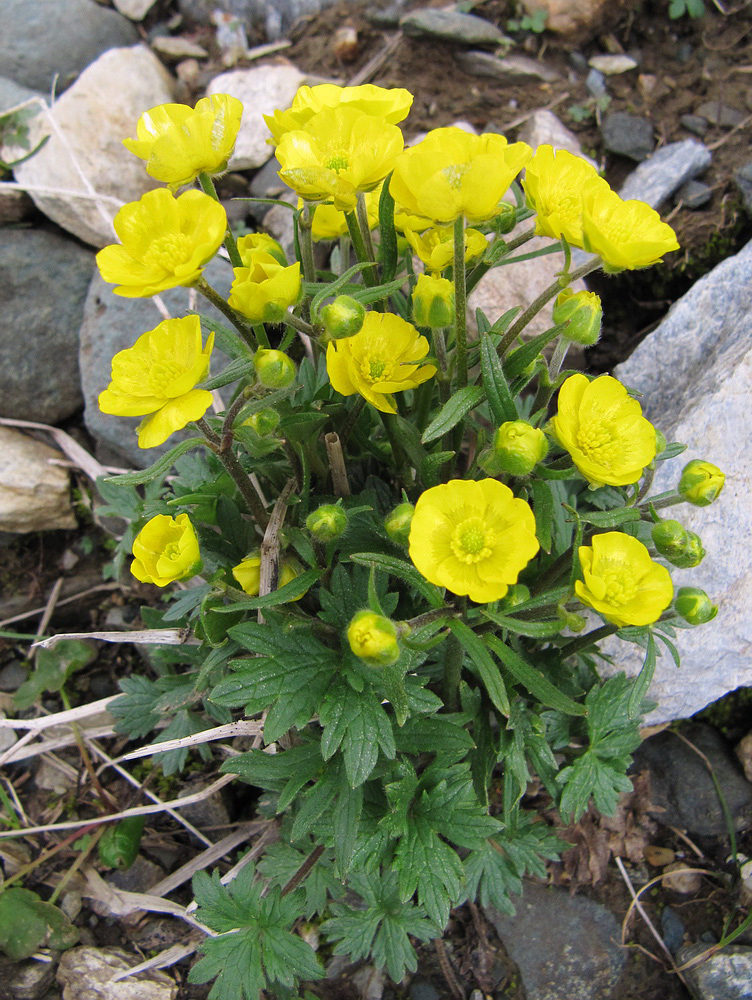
81,869,216,935
118,720,262,763
111,942,200,982
0,416,113,482
1,725,116,764
0,695,115,731
147,821,265,899
32,628,199,651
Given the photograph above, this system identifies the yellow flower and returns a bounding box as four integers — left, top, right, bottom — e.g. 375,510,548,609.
326,312,436,414
98,316,215,449
228,250,301,323
276,107,403,211
678,459,725,507
301,185,381,241
264,83,413,144
403,223,487,273
236,232,287,265
551,374,656,487
522,144,608,247
409,479,539,604
232,553,303,596
347,610,401,667
389,128,531,223
575,532,673,627
493,420,549,476
581,179,680,271
411,273,454,329
132,513,201,587
96,188,227,298
123,94,243,190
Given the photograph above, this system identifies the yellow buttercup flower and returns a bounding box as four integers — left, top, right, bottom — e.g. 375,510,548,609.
301,186,381,241
96,188,227,298
232,552,303,596
551,374,656,487
132,513,201,587
98,316,215,449
123,94,243,190
581,179,680,271
264,83,413,144
403,223,487,273
326,312,436,414
678,459,725,507
236,232,287,265
228,250,301,323
276,107,403,212
575,532,673,627
523,144,608,247
389,128,532,223
408,479,539,604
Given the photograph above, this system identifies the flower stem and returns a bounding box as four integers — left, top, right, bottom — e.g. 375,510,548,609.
443,631,463,712
433,327,451,405
198,171,243,269
558,623,619,659
299,202,316,284
193,276,257,350
339,395,366,447
253,323,271,349
196,417,269,528
453,215,468,389
356,191,376,263
345,209,377,286
498,257,601,357
548,337,570,380
283,311,317,336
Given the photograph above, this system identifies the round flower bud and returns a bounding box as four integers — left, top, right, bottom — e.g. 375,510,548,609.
492,420,549,476
412,274,455,329
347,610,400,667
491,201,517,235
385,502,415,546
254,349,296,388
651,519,689,560
500,583,531,609
678,460,725,507
245,407,280,436
320,295,366,340
670,530,705,569
552,288,602,346
675,586,718,626
306,503,348,542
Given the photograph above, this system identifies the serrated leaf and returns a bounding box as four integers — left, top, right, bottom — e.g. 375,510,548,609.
487,636,586,716
557,753,634,820
319,679,396,787
421,385,485,444
396,820,463,927
447,619,509,715
110,675,161,739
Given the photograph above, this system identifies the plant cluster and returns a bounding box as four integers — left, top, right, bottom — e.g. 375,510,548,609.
88,85,724,997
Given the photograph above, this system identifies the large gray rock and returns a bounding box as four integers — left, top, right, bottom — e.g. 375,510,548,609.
13,46,175,248
0,75,42,115
485,883,626,999
0,428,76,532
455,50,559,83
57,946,177,1000
80,256,235,468
0,228,94,423
618,138,711,207
606,238,752,723
400,8,508,46
0,0,138,92
677,943,752,1000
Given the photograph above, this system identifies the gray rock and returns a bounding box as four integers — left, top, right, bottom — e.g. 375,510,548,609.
608,238,752,723
518,109,599,168
0,228,93,423
734,162,752,212
0,427,76,532
485,882,626,999
0,75,43,114
0,0,138,92
113,0,159,20
696,101,746,128
675,179,712,209
367,2,407,27
56,947,177,1000
569,51,589,74
9,957,56,1000
681,113,709,137
80,255,234,468
107,855,163,893
633,725,752,836
601,112,655,161
585,68,607,98
0,661,28,692
400,8,507,46
409,981,440,1000
678,943,752,1000
588,53,638,75
661,906,685,954
455,50,559,83
618,138,711,207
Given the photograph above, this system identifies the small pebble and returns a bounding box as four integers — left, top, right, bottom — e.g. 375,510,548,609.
588,53,638,75
569,51,589,73
661,905,686,954
681,113,709,137
675,179,712,209
151,35,208,59
676,41,693,63
0,661,28,692
586,67,607,98
735,732,752,783
644,844,676,866
696,100,746,128
662,862,703,894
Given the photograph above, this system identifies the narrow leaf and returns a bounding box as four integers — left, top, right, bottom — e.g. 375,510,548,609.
448,619,509,715
378,172,398,284
479,334,517,424
529,479,554,553
503,325,565,379
214,568,320,611
198,357,255,391
348,553,444,608
628,632,656,718
487,635,586,716
103,437,206,485
482,609,564,638
421,385,485,444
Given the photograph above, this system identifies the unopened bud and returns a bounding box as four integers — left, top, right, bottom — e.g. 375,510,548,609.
552,288,602,346
320,295,366,340
306,503,348,542
675,586,718,625
678,460,725,507
347,610,400,666
491,201,517,234
651,519,692,563
412,273,455,329
654,428,667,456
670,530,705,569
254,349,296,388
500,583,530,609
385,502,414,546
492,420,548,476
245,407,280,436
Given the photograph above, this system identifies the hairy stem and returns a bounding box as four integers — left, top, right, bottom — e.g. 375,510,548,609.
453,215,468,388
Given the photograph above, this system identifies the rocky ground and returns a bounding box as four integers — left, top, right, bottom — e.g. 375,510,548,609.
1,0,752,998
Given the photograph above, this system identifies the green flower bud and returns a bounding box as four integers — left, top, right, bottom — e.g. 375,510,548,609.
254,349,296,388
246,407,280,436
500,583,531,609
651,519,689,559
412,273,455,329
675,586,718,625
492,420,548,476
671,530,705,569
385,502,415,546
552,288,603,346
306,503,348,542
347,610,400,666
654,428,667,456
320,295,366,340
678,460,725,507
491,201,517,234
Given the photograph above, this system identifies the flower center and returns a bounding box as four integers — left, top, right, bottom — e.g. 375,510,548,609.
149,360,185,395
602,571,637,607
576,422,619,467
143,233,192,271
163,541,182,562
451,516,494,564
361,356,394,383
326,154,350,173
441,163,470,190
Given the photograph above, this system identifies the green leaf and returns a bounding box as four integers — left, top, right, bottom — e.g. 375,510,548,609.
421,385,485,444
394,716,475,757
628,632,656,718
447,619,509,715
13,639,97,711
292,759,342,840
558,753,633,820
479,334,517,424
198,357,255,391
348,552,444,608
530,478,554,553
378,172,398,283
0,888,78,960
109,675,162,739
258,842,342,917
503,325,564,379
102,437,206,485
214,568,321,612
98,816,146,870
482,609,564,639
396,819,463,927
319,679,396,787
333,775,364,876
567,506,642,529
486,635,586,716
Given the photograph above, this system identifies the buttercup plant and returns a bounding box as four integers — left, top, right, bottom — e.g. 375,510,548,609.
94,85,724,999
